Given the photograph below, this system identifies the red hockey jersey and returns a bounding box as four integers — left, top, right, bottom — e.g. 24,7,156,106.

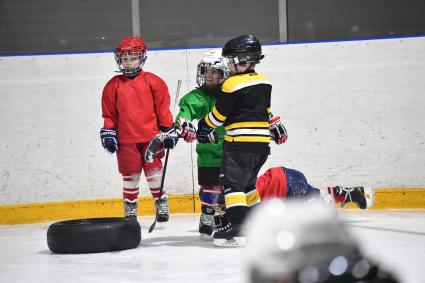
102,71,173,143
256,167,288,200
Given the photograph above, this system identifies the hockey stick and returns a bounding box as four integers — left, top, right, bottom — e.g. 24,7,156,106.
148,79,182,233
146,131,278,162
145,134,226,163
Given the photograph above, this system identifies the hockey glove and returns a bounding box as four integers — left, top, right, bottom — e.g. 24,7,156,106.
196,118,218,144
269,116,288,144
160,126,179,149
177,117,196,143
100,128,119,153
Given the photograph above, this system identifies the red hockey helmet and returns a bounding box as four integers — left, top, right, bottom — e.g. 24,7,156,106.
114,36,147,77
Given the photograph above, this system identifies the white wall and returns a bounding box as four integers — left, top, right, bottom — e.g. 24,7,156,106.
1,36,424,205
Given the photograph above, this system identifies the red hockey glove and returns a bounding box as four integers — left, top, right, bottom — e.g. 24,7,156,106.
269,116,288,144
177,117,196,143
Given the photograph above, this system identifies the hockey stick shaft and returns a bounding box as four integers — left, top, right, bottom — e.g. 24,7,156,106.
148,148,170,233
148,79,182,233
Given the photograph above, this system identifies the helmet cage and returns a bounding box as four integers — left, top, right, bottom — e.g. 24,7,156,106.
196,59,229,88
114,36,147,77
222,47,264,75
222,35,265,74
114,50,147,77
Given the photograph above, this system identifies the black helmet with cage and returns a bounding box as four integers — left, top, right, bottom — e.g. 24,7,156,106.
222,34,264,65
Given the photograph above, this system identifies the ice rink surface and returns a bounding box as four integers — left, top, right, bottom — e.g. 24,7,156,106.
1,210,424,283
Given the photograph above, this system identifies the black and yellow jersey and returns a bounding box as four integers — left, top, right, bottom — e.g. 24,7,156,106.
204,71,272,144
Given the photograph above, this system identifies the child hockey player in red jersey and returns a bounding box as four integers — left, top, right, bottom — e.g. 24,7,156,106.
100,36,178,220
256,166,367,209
213,166,369,235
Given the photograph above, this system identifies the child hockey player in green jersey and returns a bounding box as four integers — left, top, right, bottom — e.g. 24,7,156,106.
175,49,227,239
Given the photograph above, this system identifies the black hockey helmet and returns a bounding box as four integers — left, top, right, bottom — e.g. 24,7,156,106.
222,34,264,65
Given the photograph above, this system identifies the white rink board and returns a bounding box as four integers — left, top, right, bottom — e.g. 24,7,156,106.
0,36,424,205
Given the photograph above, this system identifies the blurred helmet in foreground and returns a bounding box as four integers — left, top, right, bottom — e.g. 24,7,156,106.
245,199,399,283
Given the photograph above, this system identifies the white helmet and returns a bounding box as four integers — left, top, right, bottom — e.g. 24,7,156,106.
196,49,228,88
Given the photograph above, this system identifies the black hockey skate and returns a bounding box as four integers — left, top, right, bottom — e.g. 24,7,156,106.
334,186,367,209
199,206,215,240
213,222,246,247
124,200,138,219
155,195,169,222
213,213,228,230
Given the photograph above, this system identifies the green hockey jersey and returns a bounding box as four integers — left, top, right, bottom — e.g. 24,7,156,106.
175,88,225,168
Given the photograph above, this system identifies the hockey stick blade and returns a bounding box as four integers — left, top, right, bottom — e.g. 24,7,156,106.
148,204,159,233
145,135,164,163
145,132,180,163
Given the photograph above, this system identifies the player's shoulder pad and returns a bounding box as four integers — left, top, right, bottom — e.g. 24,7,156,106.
221,73,271,93
143,71,166,85
104,75,121,90
179,88,199,103
189,88,206,96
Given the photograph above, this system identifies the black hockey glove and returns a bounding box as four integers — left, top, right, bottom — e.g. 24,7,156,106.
160,126,179,149
196,118,218,144
100,128,119,153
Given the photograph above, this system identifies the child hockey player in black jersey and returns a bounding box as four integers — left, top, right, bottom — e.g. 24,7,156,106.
197,35,288,246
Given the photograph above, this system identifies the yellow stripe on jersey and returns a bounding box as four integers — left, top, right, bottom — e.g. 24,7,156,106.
222,73,271,93
212,106,227,122
224,136,270,143
205,106,227,129
225,192,247,208
246,189,261,207
225,121,269,130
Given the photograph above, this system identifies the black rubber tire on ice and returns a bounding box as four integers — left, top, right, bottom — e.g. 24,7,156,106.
47,217,141,254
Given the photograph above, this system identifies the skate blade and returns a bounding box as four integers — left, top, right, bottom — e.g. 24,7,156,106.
200,233,213,241
364,187,374,208
157,217,169,223
213,237,246,247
